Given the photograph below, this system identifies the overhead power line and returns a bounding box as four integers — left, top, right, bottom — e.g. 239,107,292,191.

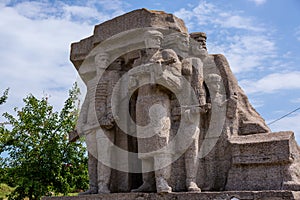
268,106,300,126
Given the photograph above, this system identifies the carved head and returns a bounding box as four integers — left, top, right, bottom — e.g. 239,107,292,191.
161,49,179,62
206,74,222,92
144,30,163,49
163,32,189,53
95,52,110,75
109,57,124,71
95,52,110,69
190,32,207,50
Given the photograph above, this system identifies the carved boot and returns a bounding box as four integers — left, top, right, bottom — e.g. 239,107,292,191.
131,172,155,192
79,153,98,195
98,162,111,193
186,179,201,192
156,176,172,193
98,183,110,194
185,155,201,192
78,186,98,195
154,156,172,193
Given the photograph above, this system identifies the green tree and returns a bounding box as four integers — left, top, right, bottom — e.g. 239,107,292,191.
0,84,88,200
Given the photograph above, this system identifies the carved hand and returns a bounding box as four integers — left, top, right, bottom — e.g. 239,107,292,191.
161,58,176,65
200,103,211,113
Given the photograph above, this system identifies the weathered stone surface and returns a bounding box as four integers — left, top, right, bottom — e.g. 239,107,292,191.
226,132,300,191
69,8,300,195
93,9,188,43
71,8,188,70
43,191,300,200
211,54,270,135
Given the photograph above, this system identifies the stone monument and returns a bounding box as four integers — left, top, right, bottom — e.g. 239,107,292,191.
57,8,300,199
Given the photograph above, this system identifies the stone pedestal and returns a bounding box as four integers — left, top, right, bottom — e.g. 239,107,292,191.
226,131,300,191
43,191,300,200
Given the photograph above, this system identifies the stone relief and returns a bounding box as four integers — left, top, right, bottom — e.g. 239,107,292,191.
69,9,300,195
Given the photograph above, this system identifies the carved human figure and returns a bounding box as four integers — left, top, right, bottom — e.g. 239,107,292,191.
76,53,122,194
76,54,104,195
206,73,238,130
130,30,178,193
96,55,124,193
163,32,209,192
201,73,228,190
179,104,208,192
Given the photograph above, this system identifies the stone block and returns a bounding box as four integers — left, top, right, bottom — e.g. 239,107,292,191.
226,131,300,191
42,191,300,200
70,8,188,69
93,9,188,44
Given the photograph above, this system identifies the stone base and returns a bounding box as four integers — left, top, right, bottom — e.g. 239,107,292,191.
226,132,300,191
43,191,300,200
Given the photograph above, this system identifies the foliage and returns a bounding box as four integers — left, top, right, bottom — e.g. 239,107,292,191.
0,88,9,105
0,84,88,200
0,167,15,188
0,183,14,200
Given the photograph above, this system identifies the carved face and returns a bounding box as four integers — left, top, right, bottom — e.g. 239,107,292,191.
206,74,222,93
197,38,207,50
210,82,220,92
95,54,109,69
114,58,124,66
191,42,207,56
145,35,162,49
177,36,189,52
109,57,124,70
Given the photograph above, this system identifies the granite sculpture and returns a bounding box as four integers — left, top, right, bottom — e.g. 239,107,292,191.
69,8,300,195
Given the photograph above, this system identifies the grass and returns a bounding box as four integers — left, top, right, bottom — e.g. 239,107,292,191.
0,183,14,200
67,193,78,196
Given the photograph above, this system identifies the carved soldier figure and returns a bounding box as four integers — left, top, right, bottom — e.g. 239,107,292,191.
76,53,123,194
131,30,180,193
163,32,209,192
202,73,234,190
75,53,105,195
96,55,124,193
180,105,206,192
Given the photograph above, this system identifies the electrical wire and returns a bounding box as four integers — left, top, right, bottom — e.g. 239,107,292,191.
268,106,300,125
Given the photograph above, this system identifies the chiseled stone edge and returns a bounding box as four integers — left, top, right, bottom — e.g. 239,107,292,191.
43,191,300,200
70,8,188,69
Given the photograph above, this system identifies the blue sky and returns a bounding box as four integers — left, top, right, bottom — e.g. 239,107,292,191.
0,0,300,141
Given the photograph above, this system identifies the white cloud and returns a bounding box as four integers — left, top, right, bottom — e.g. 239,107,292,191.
268,112,300,143
13,1,57,19
240,72,300,94
208,34,276,73
93,0,127,13
217,14,264,32
174,1,275,74
63,5,106,21
174,1,265,32
0,0,126,115
248,0,267,6
0,7,90,111
174,8,195,29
